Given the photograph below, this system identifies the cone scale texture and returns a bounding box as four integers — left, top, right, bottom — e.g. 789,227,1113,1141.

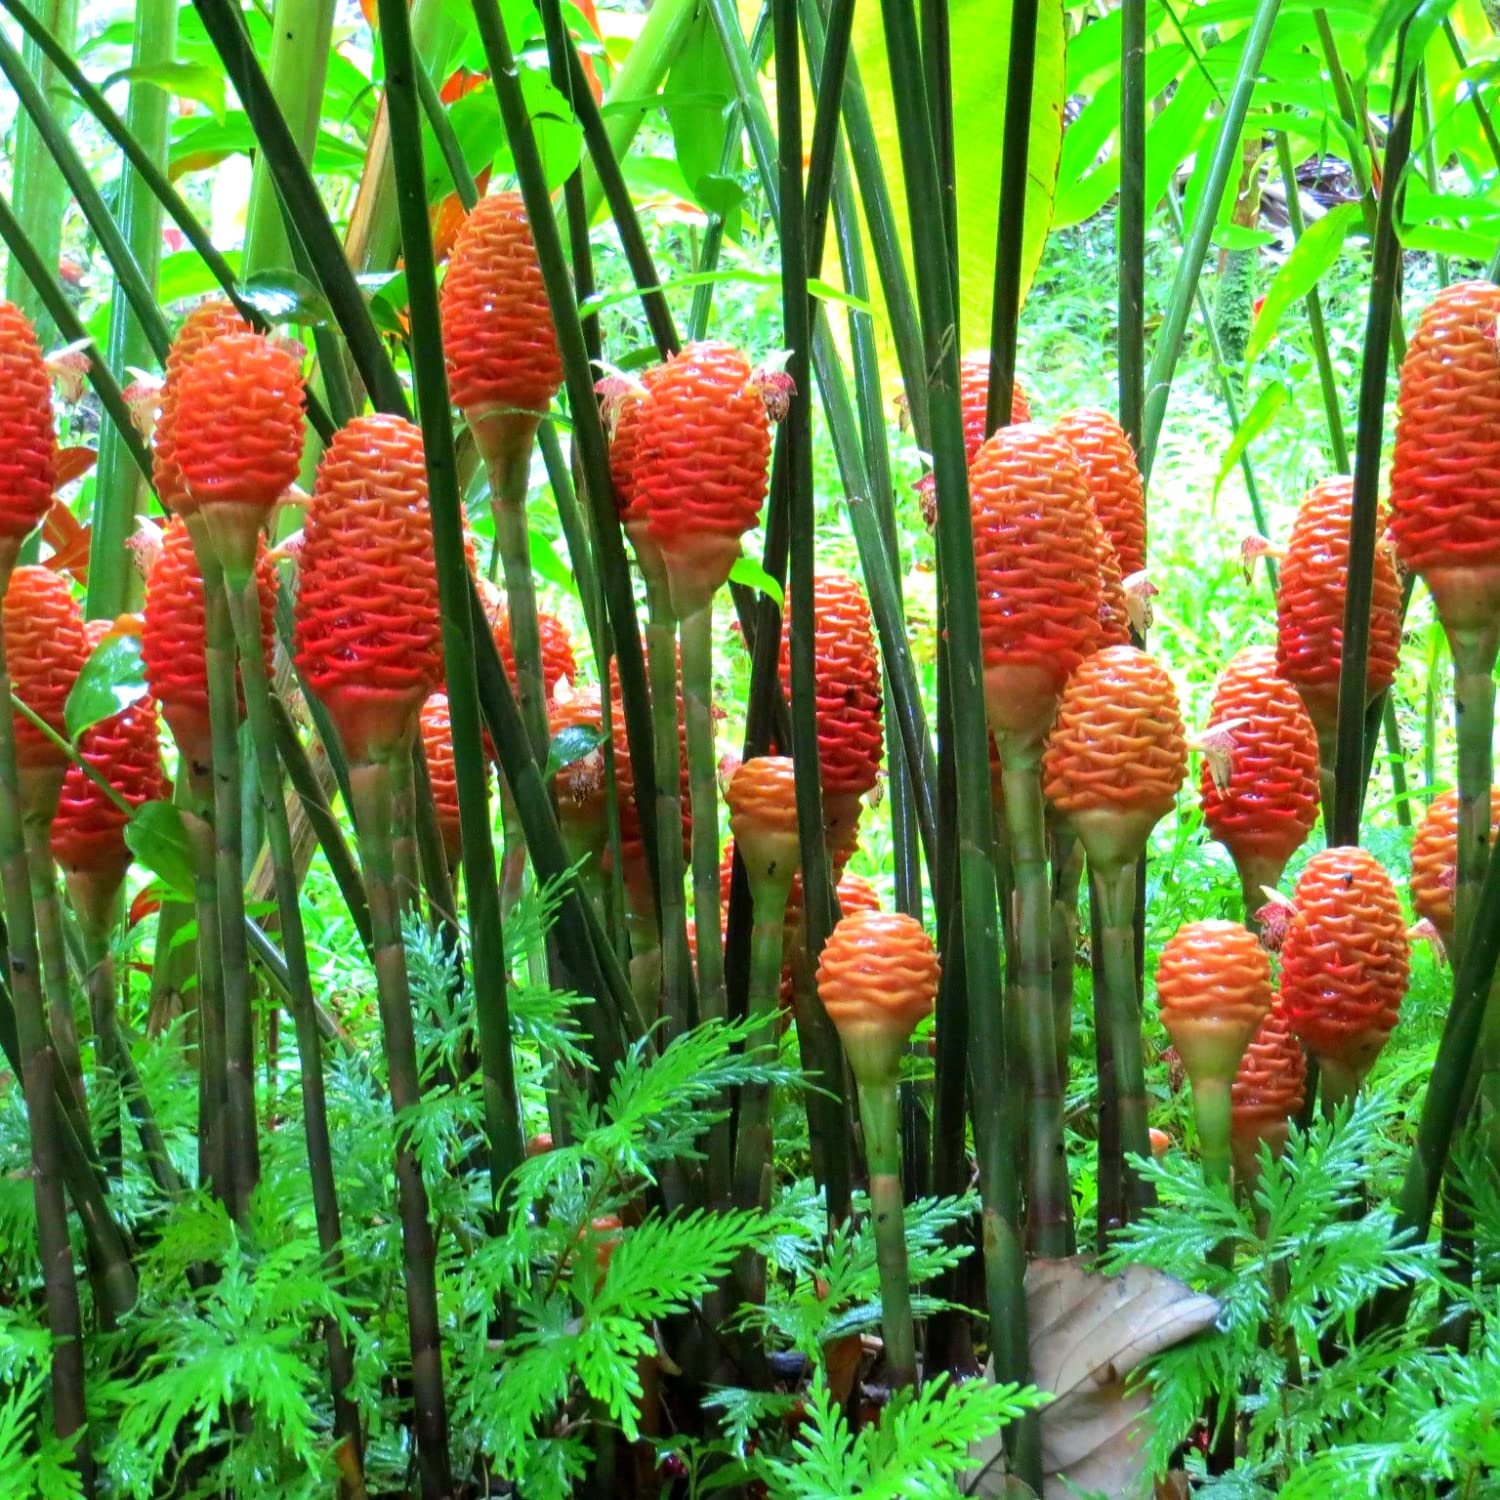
726,756,801,889
1155,919,1273,1084
1054,407,1147,579
419,693,461,866
0,301,57,549
1230,1002,1307,1180
1411,787,1500,942
5,566,89,773
957,353,1031,463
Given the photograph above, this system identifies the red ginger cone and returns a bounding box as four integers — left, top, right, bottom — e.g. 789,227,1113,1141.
440,190,563,459
1199,646,1321,902
624,341,772,619
970,422,1103,746
1230,1001,1307,1184
152,299,250,514
958,353,1031,463
294,414,445,764
777,569,884,852
818,909,940,1083
419,693,461,867
1389,279,1500,633
52,619,167,929
1094,530,1134,649
1054,407,1147,580
1411,787,1500,945
1276,475,1402,742
1279,846,1409,1102
173,331,305,577
488,598,577,704
0,301,57,561
1043,645,1187,869
5,566,90,778
143,517,276,772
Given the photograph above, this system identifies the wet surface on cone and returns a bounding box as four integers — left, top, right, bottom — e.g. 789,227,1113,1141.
5,565,89,772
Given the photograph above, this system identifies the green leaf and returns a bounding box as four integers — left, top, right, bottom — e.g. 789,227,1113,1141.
728,555,783,607
850,0,1067,353
663,11,735,212
238,270,335,326
124,801,195,899
64,633,147,742
1244,203,1360,366
1213,381,1287,502
103,59,226,122
529,528,581,599
545,724,604,779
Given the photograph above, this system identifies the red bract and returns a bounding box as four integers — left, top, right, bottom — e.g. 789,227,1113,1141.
172,331,304,521
52,621,167,915
0,301,56,549
1053,408,1146,579
1280,846,1409,1095
1230,1002,1306,1182
5,565,89,774
958,354,1031,462
625,342,772,618
1410,787,1500,943
1389,281,1500,613
441,191,562,433
1199,646,1321,881
294,415,445,763
1095,530,1133,649
142,517,276,770
1275,475,1402,735
488,600,577,703
970,422,1103,742
778,570,884,806
152,299,249,513
419,693,461,866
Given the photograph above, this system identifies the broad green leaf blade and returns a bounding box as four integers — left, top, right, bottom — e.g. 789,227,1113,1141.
529,528,582,599
1213,381,1287,502
663,9,736,208
102,59,227,122
64,633,148,742
545,724,605,779
1244,203,1360,366
124,800,195,899
238,269,336,326
728,554,783,606
850,0,1067,357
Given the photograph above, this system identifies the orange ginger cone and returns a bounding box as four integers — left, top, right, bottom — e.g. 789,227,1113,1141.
958,353,1031,463
1199,646,1322,916
1279,846,1409,1106
418,694,462,869
1044,645,1187,1212
0,301,58,574
1156,920,1273,1182
1230,1002,1307,1184
172,330,305,581
1411,787,1500,948
294,414,445,766
1054,407,1147,580
1275,475,1402,800
817,908,941,1385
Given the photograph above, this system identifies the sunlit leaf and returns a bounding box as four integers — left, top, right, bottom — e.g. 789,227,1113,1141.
65,633,147,742
104,59,227,122
728,555,782,607
545,725,604,779
1213,381,1287,502
125,801,196,899
1245,203,1360,366
238,270,335,327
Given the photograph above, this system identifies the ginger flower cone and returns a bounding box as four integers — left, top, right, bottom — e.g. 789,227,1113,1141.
1279,846,1409,1108
1230,1002,1307,1186
972,421,1102,1253
957,352,1031,463
173,330,305,582
1411,787,1500,946
419,694,462,870
293,414,445,768
1156,920,1274,1183
1053,407,1147,580
817,909,941,1386
1044,646,1187,1215
0,301,58,576
1200,646,1322,921
1275,475,1402,802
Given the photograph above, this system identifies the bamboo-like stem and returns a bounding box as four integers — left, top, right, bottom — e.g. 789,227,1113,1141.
0,591,91,1482
859,1078,917,1386
1118,0,1146,450
733,877,794,1301
349,758,452,1499
1331,32,1417,849
1140,0,1282,482
646,593,694,1039
181,772,229,1195
1051,830,1082,1091
225,573,366,1485
79,911,123,1177
999,751,1070,1255
680,604,730,1201
1093,862,1156,1225
189,525,258,1221
87,0,174,620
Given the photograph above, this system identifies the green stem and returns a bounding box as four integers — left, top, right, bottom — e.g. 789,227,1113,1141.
999,753,1069,1256
21,797,85,1119
79,912,122,1177
1195,1075,1233,1188
680,605,729,1203
189,522,259,1222
1118,0,1146,451
0,607,90,1481
349,758,453,1500
733,879,793,1302
858,1078,917,1387
646,593,694,1040
182,775,229,1196
87,0,174,620
1093,861,1157,1226
226,572,366,1483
